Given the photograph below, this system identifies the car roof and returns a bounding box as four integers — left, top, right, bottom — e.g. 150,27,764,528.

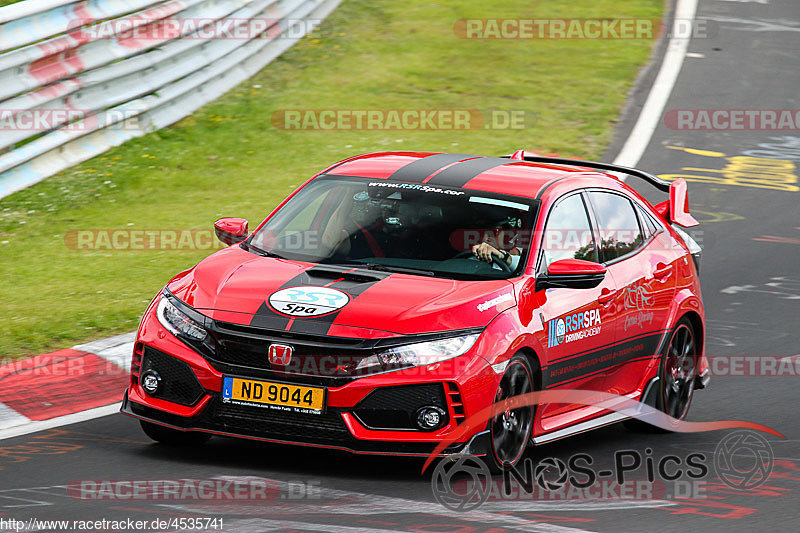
322,151,623,199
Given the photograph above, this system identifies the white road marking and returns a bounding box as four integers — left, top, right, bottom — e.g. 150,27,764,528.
704,15,800,31
0,403,120,441
0,401,31,430
0,486,72,511
685,52,705,58
0,493,51,509
16,487,72,499
74,332,136,369
161,475,678,532
613,0,698,168
189,519,391,533
162,499,605,532
721,284,800,299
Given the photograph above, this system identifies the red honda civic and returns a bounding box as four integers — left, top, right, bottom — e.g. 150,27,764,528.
121,150,708,471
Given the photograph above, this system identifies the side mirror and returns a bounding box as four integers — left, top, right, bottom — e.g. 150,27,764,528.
536,258,606,290
214,218,249,245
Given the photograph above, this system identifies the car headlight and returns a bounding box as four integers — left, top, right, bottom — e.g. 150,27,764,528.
156,296,207,342
356,334,479,373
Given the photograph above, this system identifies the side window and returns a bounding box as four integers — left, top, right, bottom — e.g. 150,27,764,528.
587,192,643,262
540,194,597,268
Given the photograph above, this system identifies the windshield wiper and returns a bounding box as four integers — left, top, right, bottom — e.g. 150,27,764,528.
358,263,435,277
319,261,435,277
320,261,501,280
240,241,286,259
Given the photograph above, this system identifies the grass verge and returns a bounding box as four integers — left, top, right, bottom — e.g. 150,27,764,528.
0,0,663,356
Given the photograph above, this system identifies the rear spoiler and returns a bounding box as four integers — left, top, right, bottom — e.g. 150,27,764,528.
503,150,699,227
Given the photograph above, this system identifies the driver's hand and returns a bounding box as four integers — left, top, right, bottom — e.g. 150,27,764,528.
472,242,501,263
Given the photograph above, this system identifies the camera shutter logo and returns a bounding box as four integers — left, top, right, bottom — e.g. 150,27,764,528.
431,455,491,511
714,430,774,490
534,457,569,491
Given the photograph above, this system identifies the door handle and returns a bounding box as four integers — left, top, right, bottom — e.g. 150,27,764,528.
598,288,615,305
653,262,673,279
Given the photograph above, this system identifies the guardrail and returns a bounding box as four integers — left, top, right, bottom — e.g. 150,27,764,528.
0,0,340,198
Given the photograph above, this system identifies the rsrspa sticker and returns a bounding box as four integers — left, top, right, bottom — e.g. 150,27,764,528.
547,309,601,347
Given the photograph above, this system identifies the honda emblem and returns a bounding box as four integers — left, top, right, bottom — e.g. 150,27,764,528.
268,344,293,366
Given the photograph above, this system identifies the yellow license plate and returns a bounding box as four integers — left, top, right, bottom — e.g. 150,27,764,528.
222,376,326,414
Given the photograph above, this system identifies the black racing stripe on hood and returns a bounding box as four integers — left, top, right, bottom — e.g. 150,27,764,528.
426,156,513,188
250,301,292,330
387,153,478,182
250,265,390,334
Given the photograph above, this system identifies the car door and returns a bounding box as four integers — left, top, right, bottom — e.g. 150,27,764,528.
585,191,678,397
536,192,620,423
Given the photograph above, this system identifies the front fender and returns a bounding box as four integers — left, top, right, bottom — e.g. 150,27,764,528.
475,306,545,374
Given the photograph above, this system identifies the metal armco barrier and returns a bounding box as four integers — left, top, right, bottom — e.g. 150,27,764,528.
0,0,341,198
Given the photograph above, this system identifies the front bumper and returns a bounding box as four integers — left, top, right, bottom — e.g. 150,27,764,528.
123,301,498,457
121,389,490,457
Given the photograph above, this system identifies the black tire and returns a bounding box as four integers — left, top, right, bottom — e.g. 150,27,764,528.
140,420,211,446
487,353,536,473
624,317,698,433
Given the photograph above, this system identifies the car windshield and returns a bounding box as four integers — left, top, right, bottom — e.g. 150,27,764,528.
247,176,539,280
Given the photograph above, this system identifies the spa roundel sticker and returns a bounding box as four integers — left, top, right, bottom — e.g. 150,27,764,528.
268,286,351,317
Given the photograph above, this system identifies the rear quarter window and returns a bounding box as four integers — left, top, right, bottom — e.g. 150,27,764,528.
635,203,661,239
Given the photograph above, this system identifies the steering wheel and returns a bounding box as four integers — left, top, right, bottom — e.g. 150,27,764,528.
453,250,513,273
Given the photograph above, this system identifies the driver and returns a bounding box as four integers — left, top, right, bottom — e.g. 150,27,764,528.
471,220,523,270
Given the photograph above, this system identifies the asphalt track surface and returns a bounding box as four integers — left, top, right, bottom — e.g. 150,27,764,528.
2,1,800,531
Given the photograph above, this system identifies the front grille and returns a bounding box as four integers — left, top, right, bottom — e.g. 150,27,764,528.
140,347,204,406
206,398,353,443
206,321,385,387
353,383,448,430
202,320,484,388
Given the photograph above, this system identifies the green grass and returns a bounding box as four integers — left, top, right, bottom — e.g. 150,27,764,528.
0,0,663,356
